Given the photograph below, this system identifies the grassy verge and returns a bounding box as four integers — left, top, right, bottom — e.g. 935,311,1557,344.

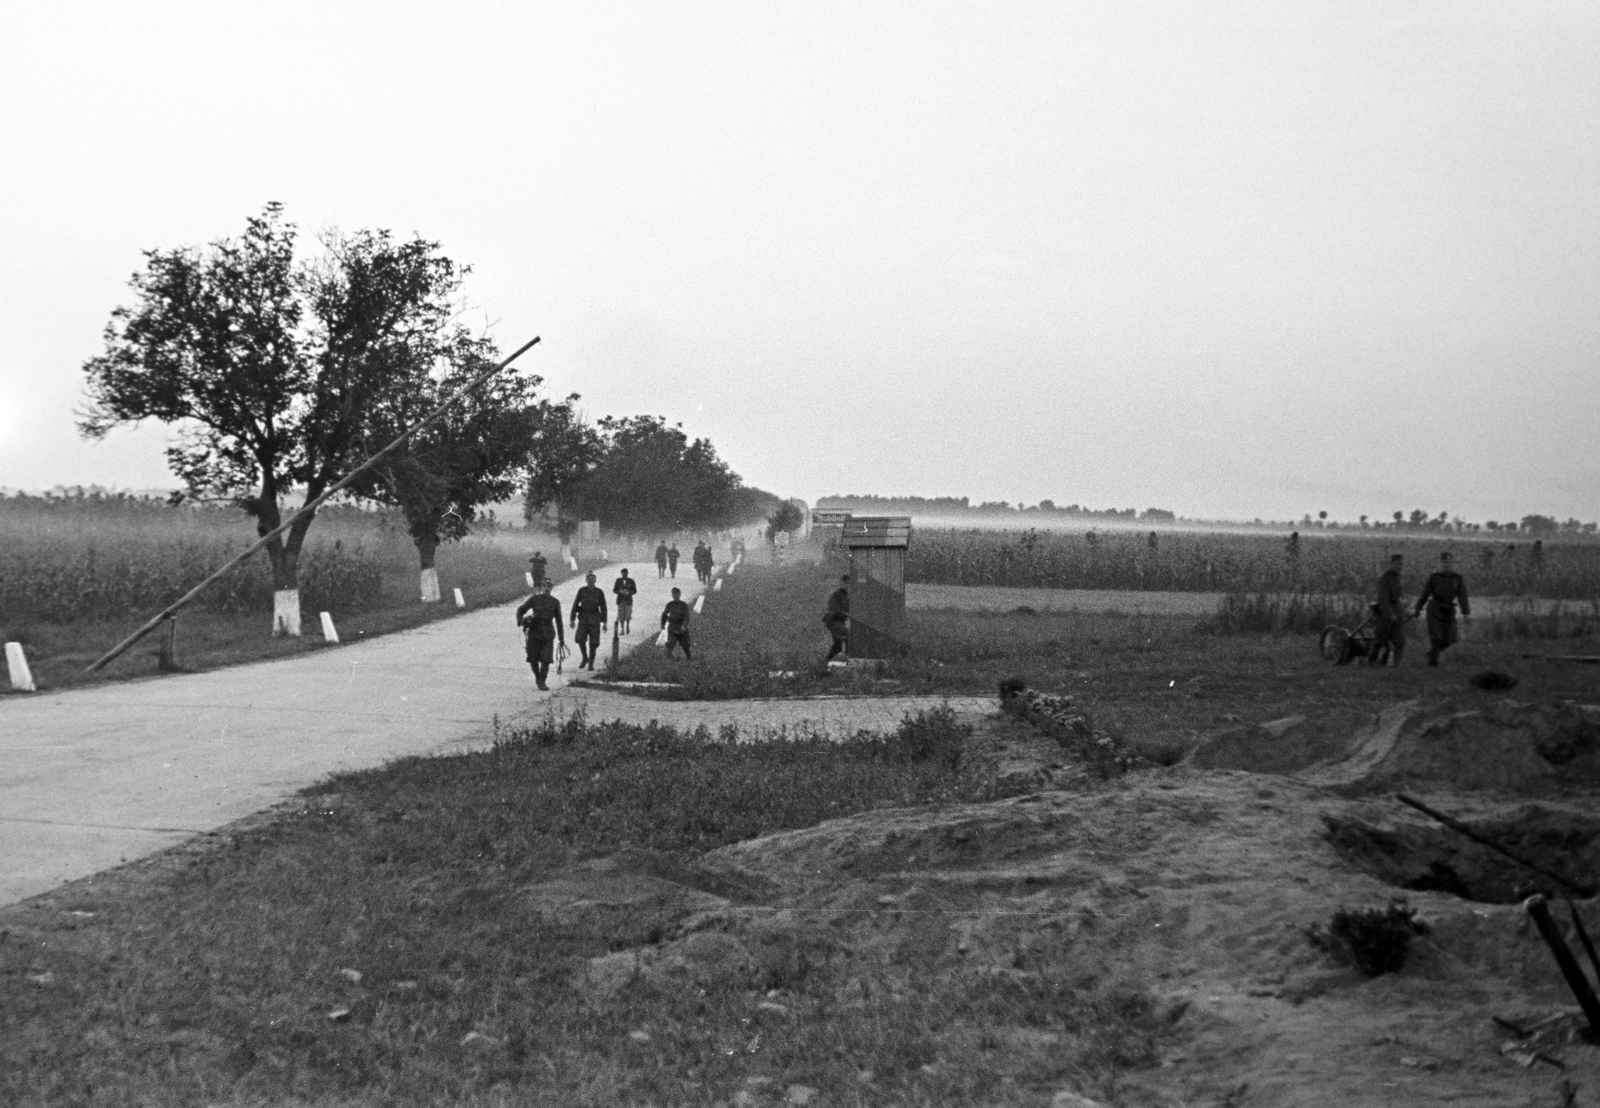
2,541,599,693
0,710,1174,1107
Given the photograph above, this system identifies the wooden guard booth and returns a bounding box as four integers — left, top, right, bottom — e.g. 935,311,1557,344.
844,516,911,659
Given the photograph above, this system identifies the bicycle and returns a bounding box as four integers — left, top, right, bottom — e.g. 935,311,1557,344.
1320,604,1389,666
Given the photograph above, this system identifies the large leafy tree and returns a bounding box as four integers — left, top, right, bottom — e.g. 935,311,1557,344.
521,403,603,539
80,204,471,634
560,415,755,535
346,333,561,600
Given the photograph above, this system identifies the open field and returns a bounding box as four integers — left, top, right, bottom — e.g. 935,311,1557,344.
607,560,1600,718
0,491,592,691
906,526,1600,599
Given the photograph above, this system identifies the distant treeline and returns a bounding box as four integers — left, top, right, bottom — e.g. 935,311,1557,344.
816,495,1174,522
816,495,1598,535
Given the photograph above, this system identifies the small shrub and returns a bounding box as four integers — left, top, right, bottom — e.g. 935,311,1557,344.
887,705,972,767
1306,900,1430,976
997,676,1028,706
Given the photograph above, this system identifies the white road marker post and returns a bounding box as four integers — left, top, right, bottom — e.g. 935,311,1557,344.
714,578,723,591
693,595,705,613
655,629,669,646
319,612,340,643
453,588,466,608
525,571,535,587
6,642,38,692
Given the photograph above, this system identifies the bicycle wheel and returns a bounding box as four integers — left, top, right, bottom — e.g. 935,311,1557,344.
1319,626,1351,663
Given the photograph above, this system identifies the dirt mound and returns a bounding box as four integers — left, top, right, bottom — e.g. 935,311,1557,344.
1188,713,1354,774
1299,699,1600,796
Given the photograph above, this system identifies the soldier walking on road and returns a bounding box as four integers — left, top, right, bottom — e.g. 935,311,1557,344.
528,551,547,586
654,541,669,578
570,572,608,670
1369,554,1407,667
823,575,850,663
661,587,692,659
667,543,680,578
1414,552,1471,666
516,579,564,690
612,567,637,635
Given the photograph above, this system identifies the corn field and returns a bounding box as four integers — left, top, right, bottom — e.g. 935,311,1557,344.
0,491,526,623
906,527,1600,601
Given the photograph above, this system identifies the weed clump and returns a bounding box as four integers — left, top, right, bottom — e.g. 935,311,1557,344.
1202,591,1370,636
886,705,973,767
1306,900,1430,976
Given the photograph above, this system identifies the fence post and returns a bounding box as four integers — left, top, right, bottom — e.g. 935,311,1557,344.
319,612,340,643
158,615,179,672
6,642,37,692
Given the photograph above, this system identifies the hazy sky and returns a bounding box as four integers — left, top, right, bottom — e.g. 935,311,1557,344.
2,1,1596,524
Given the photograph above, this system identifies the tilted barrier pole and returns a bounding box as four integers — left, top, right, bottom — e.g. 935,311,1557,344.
88,336,541,672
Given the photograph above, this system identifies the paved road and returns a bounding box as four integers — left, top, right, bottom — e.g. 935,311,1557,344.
0,563,698,907
0,561,995,907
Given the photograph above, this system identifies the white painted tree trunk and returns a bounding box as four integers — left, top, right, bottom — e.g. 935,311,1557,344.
273,589,302,637
420,567,441,602
6,641,37,691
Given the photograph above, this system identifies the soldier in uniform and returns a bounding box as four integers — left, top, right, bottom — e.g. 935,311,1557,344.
1413,552,1471,666
1369,553,1406,667
528,551,548,586
612,567,637,634
661,587,692,659
570,572,608,670
654,541,669,578
515,579,564,690
823,574,850,663
667,543,681,578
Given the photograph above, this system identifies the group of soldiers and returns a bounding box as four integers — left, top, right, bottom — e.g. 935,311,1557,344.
646,539,719,583
652,541,679,578
1368,551,1472,667
514,558,699,690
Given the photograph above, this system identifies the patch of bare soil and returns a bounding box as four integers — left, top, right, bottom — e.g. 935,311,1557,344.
550,707,1600,1106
